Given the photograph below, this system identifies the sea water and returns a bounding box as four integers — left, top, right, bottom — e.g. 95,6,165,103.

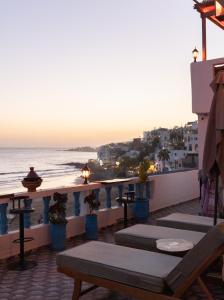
0,148,97,194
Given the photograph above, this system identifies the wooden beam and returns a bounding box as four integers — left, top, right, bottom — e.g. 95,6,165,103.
197,277,214,300
57,267,180,300
202,14,207,61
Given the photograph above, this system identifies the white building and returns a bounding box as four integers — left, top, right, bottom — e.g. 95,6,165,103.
143,128,170,148
184,121,198,154
169,150,188,169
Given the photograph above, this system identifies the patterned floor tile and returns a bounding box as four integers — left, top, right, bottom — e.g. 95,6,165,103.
0,199,224,299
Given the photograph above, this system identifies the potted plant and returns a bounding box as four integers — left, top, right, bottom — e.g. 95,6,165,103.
84,191,100,240
48,192,68,251
134,159,150,222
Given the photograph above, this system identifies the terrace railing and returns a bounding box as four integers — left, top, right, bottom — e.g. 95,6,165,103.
0,169,199,260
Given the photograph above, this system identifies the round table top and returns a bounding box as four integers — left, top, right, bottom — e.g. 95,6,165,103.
156,238,194,253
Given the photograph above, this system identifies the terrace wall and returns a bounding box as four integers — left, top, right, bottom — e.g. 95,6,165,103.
0,170,199,259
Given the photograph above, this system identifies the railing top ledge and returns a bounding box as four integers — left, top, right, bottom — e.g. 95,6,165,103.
0,177,140,203
0,170,197,204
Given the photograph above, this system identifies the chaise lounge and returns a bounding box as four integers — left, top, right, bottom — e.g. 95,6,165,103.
57,223,224,300
157,213,224,232
114,224,205,252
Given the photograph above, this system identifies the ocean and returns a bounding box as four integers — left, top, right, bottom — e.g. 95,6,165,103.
0,148,97,195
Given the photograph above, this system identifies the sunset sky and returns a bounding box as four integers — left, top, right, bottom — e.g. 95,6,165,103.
1,0,224,147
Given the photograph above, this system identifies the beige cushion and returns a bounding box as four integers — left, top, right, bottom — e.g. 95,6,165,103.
166,223,224,292
115,224,205,252
157,213,223,232
57,241,181,293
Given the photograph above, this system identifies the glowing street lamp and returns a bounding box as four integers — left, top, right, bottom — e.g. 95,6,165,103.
115,161,120,167
82,164,90,184
192,47,199,62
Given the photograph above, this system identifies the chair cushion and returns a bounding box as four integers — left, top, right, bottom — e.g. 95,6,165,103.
157,213,224,232
115,224,205,252
57,241,181,293
166,223,224,293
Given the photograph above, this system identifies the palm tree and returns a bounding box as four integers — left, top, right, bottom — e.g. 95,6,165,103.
158,149,170,171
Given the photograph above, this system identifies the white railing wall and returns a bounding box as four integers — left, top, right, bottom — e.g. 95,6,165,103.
0,170,199,260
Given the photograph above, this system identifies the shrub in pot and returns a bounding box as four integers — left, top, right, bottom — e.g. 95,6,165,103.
48,192,68,251
134,159,150,222
84,191,100,240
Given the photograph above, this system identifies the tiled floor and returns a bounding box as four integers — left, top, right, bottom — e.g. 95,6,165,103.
1,199,224,300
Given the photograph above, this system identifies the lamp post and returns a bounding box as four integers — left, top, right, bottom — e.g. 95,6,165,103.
82,164,90,184
192,47,199,62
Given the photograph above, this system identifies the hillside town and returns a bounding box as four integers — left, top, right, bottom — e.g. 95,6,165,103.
97,121,198,176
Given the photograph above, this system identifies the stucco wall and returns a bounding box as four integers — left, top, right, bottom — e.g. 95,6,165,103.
150,169,199,211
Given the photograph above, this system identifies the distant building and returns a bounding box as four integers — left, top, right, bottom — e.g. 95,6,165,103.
97,145,114,165
132,138,142,151
143,128,170,148
184,121,198,153
169,150,187,169
123,150,140,159
143,131,151,143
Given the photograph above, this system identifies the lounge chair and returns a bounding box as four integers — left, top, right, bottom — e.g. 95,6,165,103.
114,224,205,252
57,223,224,300
157,213,224,232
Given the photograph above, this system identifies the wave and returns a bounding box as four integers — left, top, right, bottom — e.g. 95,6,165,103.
0,166,76,176
0,167,79,186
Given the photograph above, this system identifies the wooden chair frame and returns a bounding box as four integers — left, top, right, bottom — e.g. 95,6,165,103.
57,243,224,300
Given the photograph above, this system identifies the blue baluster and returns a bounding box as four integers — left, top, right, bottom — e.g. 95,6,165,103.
93,189,100,210
135,183,141,198
0,203,8,235
145,181,151,199
105,187,112,208
128,184,135,192
118,185,123,207
24,198,32,228
73,192,80,216
43,196,51,224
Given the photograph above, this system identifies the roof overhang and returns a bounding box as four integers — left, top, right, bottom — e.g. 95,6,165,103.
194,0,224,29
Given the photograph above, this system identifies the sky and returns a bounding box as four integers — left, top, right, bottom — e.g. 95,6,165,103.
0,0,224,148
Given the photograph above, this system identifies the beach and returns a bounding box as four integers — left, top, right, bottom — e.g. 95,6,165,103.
0,148,97,194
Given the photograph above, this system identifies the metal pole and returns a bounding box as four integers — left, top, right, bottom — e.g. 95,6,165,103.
201,14,207,61
19,212,25,266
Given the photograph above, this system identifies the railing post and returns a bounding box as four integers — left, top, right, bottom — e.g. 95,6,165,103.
93,189,100,210
0,203,8,235
128,184,135,192
135,183,144,199
24,198,32,228
43,196,51,224
117,185,123,207
105,187,112,208
73,192,81,216
145,181,151,199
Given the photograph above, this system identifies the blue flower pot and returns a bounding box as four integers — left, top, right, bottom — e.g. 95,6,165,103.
85,214,98,240
50,223,66,251
134,198,149,222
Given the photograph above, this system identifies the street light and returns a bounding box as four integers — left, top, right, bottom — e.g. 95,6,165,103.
82,164,90,184
192,47,199,62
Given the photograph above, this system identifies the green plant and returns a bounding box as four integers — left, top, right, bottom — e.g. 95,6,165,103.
48,192,68,224
84,191,100,215
139,159,150,183
158,149,170,171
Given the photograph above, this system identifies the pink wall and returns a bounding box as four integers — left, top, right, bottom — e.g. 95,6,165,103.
191,57,224,169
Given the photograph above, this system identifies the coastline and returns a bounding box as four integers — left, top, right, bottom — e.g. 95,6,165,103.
0,148,97,195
